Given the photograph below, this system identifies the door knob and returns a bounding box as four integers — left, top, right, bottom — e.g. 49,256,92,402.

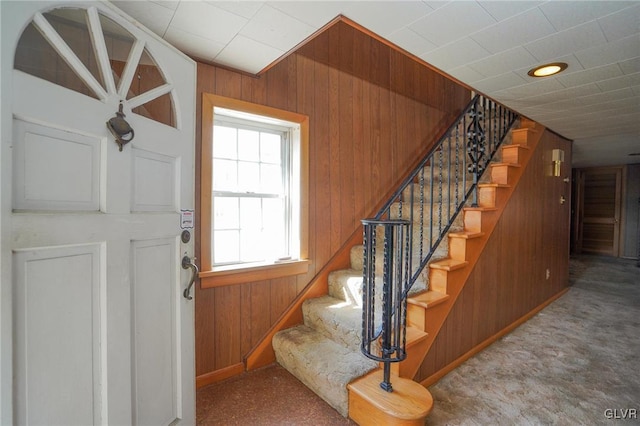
182,255,198,300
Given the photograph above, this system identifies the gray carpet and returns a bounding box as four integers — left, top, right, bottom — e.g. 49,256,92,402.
427,254,640,425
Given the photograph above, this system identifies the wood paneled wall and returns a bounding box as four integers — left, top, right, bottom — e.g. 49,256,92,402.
417,129,573,382
195,20,470,380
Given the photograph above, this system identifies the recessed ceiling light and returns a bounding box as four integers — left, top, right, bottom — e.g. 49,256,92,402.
629,153,640,156
527,62,568,77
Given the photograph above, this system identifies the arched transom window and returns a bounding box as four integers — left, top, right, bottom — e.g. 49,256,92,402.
14,6,177,128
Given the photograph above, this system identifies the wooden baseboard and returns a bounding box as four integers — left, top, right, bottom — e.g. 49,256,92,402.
420,287,570,388
196,363,245,389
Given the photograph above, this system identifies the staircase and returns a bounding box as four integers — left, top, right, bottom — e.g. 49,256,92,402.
272,97,538,424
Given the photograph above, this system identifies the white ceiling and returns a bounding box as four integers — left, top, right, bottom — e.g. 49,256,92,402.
111,0,640,168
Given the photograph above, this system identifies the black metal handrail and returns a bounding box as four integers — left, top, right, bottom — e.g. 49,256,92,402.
361,94,518,391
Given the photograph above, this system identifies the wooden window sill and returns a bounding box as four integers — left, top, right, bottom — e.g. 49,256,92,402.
199,259,310,289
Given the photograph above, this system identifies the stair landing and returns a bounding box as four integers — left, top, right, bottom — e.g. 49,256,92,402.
348,369,433,425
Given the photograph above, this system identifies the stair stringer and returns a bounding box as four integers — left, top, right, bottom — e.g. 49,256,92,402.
396,120,545,381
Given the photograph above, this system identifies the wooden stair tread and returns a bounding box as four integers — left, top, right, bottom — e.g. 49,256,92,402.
406,326,429,347
464,206,497,212
407,290,450,308
478,182,511,188
449,230,485,239
491,162,521,167
504,143,531,150
348,369,433,421
429,258,468,271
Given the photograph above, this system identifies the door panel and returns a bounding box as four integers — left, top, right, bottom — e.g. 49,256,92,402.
577,167,622,256
131,238,179,425
13,119,102,211
131,148,178,212
13,244,105,426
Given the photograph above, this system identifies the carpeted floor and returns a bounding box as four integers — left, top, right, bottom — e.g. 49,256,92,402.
196,254,640,425
426,254,640,424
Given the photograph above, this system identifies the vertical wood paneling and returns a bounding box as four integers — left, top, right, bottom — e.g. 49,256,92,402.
195,20,470,380
417,130,572,382
213,286,242,370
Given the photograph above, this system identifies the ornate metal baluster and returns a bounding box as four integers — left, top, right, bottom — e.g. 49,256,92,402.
467,98,486,207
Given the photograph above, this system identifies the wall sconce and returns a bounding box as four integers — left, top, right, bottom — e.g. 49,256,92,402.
552,148,564,177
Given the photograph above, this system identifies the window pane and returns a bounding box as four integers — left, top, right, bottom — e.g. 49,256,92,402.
213,197,239,230
99,13,135,93
263,198,286,257
261,132,282,164
14,22,99,99
240,198,261,231
261,163,282,194
214,230,239,264
240,229,263,263
238,129,259,162
213,126,237,159
133,92,176,127
238,162,259,192
213,159,237,191
44,8,104,90
126,48,165,100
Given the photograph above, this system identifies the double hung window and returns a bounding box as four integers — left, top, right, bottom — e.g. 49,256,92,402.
212,112,294,265
199,94,309,288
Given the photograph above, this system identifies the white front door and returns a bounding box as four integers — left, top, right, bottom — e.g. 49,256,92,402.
1,2,196,424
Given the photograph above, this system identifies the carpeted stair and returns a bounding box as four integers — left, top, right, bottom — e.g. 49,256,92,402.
273,147,466,417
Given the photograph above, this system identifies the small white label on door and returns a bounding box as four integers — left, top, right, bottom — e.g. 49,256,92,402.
180,209,194,229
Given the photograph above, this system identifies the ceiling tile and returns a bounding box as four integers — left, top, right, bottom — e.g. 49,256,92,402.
409,1,497,46
205,1,265,19
596,72,640,92
619,57,640,75
597,4,640,42
519,83,603,106
471,7,556,55
572,87,636,106
342,1,435,37
448,66,486,84
239,5,316,51
385,27,438,56
170,1,248,45
472,71,528,93
467,47,539,78
268,1,345,28
539,1,636,31
420,37,491,70
498,77,566,100
575,34,640,68
556,63,624,88
149,0,180,11
111,1,174,36
524,21,608,62
164,26,225,62
476,1,543,22
214,35,284,74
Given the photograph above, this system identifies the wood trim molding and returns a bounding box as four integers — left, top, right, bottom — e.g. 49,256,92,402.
196,362,245,389
420,288,570,388
200,259,310,288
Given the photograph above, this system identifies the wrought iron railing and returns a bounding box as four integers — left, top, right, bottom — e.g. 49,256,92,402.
361,94,518,391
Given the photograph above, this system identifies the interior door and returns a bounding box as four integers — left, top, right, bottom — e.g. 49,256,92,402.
577,167,623,256
1,2,196,424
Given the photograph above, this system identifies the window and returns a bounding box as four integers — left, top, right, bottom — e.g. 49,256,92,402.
212,112,295,265
199,94,309,288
